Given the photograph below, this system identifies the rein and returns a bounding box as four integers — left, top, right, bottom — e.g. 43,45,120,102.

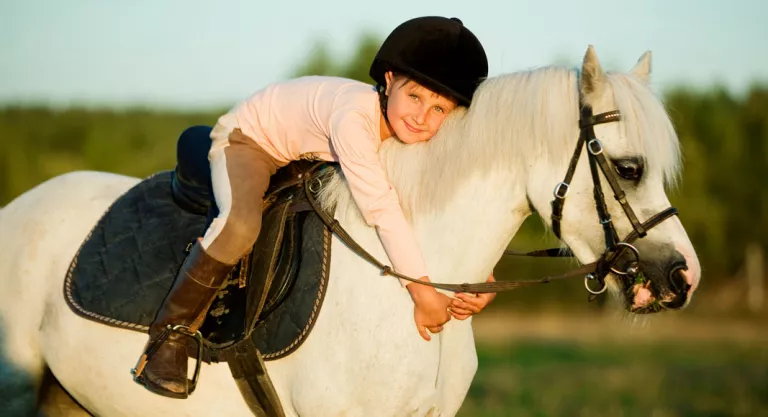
301,102,679,295
302,170,590,293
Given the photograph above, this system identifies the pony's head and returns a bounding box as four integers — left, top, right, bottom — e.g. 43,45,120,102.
526,46,701,313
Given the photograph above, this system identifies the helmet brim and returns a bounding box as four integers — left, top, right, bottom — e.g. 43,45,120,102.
373,60,473,107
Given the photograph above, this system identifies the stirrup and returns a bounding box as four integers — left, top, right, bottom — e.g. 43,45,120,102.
131,324,205,394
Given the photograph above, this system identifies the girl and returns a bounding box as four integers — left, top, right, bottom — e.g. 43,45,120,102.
135,15,494,399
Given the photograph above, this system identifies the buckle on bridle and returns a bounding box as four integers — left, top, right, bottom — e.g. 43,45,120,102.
308,177,323,194
553,182,570,199
587,139,604,155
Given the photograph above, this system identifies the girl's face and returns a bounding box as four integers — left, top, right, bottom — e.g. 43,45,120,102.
382,71,458,144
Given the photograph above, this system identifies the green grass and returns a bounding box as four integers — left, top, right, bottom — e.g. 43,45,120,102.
458,340,768,417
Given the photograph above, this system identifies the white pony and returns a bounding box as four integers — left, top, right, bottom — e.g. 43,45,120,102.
0,47,700,416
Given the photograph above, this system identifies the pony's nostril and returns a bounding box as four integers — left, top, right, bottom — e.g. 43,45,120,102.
669,263,691,294
661,265,690,310
661,291,687,309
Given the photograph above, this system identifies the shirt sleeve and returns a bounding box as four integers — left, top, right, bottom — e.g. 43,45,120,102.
329,110,429,285
210,111,239,150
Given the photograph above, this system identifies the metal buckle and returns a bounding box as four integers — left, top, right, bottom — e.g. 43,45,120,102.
587,139,604,155
553,182,570,199
308,177,323,194
584,273,608,294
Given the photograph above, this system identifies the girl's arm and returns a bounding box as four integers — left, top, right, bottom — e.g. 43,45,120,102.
329,111,452,340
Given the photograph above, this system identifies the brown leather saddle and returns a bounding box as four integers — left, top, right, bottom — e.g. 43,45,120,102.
192,157,334,358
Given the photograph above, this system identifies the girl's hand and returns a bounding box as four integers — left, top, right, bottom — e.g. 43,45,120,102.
449,273,497,320
407,278,453,341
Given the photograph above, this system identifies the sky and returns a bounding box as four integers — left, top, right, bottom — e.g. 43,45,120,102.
1,0,766,110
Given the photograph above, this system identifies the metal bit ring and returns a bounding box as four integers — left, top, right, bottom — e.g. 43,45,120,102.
584,273,608,295
608,242,641,276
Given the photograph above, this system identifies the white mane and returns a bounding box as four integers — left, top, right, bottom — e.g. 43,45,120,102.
320,65,681,221
605,72,682,186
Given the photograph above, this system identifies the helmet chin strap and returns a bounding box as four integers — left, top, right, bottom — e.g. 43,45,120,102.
377,84,390,123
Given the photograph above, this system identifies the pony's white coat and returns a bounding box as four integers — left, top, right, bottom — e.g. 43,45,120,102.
0,47,700,416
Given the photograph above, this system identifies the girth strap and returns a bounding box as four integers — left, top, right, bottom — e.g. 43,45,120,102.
227,339,286,417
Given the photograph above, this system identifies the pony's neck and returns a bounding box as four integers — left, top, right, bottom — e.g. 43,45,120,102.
376,67,581,284
322,66,582,285
413,169,531,285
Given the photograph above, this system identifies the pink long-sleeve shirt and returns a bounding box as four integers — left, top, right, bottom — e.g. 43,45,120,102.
211,76,428,283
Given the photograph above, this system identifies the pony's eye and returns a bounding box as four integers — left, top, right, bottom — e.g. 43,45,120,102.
612,158,644,181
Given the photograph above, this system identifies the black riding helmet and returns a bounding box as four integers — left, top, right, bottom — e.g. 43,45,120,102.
370,16,488,107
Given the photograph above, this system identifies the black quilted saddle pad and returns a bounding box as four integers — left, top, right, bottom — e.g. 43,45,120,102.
65,171,206,329
64,168,332,360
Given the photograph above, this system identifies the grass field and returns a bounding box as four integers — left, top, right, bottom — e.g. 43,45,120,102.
458,340,766,417
2,312,765,416
458,312,768,417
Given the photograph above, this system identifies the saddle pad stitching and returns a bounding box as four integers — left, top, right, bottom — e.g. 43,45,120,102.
262,225,330,359
64,211,151,333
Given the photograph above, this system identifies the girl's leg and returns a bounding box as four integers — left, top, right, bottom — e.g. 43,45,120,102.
134,128,279,399
202,128,280,264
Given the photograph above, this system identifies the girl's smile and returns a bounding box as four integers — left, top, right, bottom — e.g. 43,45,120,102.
403,120,422,133
380,71,458,144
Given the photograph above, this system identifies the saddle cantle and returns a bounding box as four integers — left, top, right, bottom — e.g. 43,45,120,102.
64,125,336,362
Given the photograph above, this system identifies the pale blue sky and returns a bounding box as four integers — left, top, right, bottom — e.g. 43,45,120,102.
1,0,766,109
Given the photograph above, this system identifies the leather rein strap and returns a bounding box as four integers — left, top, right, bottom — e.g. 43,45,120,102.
301,166,597,293
300,104,679,294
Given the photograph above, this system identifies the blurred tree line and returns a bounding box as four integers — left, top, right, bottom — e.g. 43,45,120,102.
0,35,765,303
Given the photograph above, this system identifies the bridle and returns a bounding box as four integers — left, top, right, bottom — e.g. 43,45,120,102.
302,99,680,295
547,104,679,295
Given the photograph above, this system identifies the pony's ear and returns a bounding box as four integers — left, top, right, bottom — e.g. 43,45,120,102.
630,51,652,85
580,45,607,98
